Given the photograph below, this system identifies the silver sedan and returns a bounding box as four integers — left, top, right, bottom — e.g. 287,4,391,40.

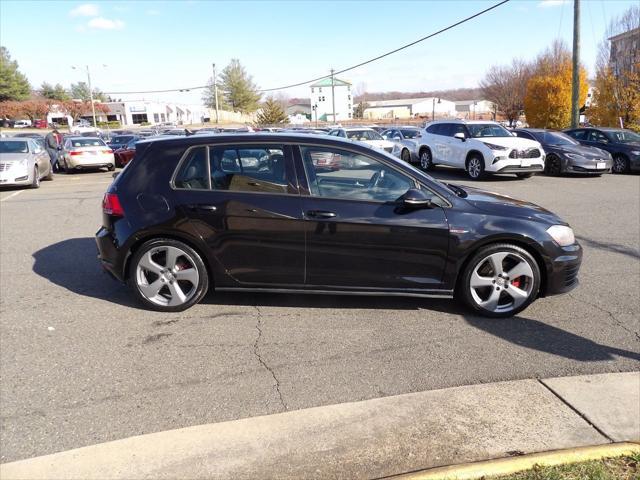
382,127,423,164
0,138,52,188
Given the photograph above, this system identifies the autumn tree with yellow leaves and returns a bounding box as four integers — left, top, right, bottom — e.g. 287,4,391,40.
523,41,588,129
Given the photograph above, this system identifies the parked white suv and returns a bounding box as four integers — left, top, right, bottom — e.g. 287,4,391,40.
417,120,545,179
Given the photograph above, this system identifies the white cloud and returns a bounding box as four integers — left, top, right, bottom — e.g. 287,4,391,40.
538,0,569,8
146,9,160,16
87,17,125,30
69,3,99,16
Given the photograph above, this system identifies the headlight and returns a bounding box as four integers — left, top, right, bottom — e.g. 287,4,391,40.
565,153,584,160
631,151,640,156
547,225,575,246
482,142,509,151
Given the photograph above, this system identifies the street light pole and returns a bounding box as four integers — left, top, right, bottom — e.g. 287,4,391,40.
330,68,336,124
570,0,581,129
313,104,318,127
212,63,219,124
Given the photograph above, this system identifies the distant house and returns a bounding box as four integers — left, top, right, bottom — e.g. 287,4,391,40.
361,97,456,120
310,77,352,122
286,103,312,117
609,27,639,77
454,100,495,120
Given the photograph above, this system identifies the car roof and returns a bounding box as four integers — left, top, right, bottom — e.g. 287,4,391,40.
516,128,554,133
342,127,376,131
428,120,500,125
137,132,383,147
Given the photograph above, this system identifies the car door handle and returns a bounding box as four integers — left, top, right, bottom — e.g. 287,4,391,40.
188,204,217,212
306,210,337,218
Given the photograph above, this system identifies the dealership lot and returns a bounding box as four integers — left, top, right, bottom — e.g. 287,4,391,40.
0,169,638,463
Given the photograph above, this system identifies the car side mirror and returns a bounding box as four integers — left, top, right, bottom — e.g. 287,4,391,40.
454,132,466,142
401,188,434,208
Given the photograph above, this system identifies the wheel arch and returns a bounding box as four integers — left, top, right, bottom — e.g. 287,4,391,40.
418,145,432,157
455,235,549,297
465,150,485,165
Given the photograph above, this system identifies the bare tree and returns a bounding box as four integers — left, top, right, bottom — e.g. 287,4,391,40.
479,59,531,126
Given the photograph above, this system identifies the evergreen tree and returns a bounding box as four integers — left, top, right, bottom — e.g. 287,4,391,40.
70,81,106,102
0,47,31,101
255,97,289,126
41,82,69,101
219,59,261,114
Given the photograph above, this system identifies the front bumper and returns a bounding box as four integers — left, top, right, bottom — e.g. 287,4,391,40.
544,243,582,296
0,169,32,186
487,157,545,174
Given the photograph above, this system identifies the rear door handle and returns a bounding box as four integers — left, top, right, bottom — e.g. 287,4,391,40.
188,204,217,212
306,210,337,219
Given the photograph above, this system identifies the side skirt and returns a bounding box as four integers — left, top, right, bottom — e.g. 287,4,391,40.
216,287,454,299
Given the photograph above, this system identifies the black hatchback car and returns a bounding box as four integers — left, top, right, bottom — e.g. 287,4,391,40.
96,134,582,318
514,129,612,175
563,127,640,174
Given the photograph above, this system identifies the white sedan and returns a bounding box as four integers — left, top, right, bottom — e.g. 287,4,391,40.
328,127,396,154
59,137,115,173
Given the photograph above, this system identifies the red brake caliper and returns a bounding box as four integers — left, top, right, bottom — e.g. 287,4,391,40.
511,277,522,288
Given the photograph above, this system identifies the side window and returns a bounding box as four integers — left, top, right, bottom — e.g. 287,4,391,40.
590,130,609,143
568,129,586,140
209,145,290,194
174,147,209,190
448,124,467,137
301,146,413,203
515,131,534,140
426,124,438,134
328,130,339,136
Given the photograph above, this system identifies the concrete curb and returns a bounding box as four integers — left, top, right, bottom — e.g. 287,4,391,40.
393,442,640,479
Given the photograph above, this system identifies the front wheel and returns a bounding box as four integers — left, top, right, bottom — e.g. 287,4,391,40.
516,172,533,179
458,243,541,318
466,155,485,180
31,166,40,188
128,238,209,312
419,149,433,171
107,164,115,171
612,154,629,174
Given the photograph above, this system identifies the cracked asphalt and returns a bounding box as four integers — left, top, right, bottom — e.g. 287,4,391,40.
1,168,638,463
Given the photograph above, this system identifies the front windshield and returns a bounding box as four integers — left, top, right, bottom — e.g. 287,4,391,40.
346,130,383,141
467,123,512,138
400,129,420,139
607,130,640,143
0,141,29,153
535,131,578,146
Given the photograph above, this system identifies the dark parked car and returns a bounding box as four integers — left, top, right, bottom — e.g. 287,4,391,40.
514,129,612,175
563,127,640,174
113,137,139,167
96,134,582,318
108,135,140,151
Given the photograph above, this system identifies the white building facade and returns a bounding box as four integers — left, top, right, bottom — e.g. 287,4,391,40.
101,101,209,126
309,77,352,122
362,97,457,120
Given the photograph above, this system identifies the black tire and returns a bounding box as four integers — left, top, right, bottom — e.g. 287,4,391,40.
127,238,209,312
612,154,630,174
516,172,533,179
418,148,433,171
458,243,541,318
63,159,74,174
31,166,40,189
466,154,485,180
401,149,411,163
545,154,562,176
114,155,122,169
107,164,115,172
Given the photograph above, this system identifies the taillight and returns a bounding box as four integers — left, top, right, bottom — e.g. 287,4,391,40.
102,149,113,154
69,151,83,156
102,193,124,216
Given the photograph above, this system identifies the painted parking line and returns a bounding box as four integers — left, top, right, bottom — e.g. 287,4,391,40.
0,190,24,202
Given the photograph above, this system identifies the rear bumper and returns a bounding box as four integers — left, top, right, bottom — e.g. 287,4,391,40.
544,243,582,296
96,226,125,282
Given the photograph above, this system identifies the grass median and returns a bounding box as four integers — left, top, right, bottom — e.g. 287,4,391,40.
488,453,639,480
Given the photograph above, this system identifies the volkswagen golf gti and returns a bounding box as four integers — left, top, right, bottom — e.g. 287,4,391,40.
95,133,582,318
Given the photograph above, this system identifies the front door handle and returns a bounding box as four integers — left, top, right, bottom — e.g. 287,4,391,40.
188,204,217,212
306,210,337,219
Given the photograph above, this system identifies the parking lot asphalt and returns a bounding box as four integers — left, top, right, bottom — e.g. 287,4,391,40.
1,168,639,463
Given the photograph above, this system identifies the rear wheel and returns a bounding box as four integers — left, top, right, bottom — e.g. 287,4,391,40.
107,164,115,171
419,149,433,171
459,243,541,318
128,238,209,312
612,154,629,174
466,154,485,180
31,166,40,188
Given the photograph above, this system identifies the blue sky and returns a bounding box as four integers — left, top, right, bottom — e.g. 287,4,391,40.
0,0,636,104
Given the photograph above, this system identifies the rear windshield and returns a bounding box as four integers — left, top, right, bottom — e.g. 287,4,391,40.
68,138,106,148
345,130,383,141
111,136,133,144
400,129,421,139
0,141,29,153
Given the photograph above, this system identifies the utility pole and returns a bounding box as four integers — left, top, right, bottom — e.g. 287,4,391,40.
570,0,581,129
85,66,97,128
212,63,219,124
330,68,336,124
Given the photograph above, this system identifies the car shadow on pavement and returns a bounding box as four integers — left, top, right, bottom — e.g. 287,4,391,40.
576,235,640,260
32,237,139,308
465,315,640,362
428,168,527,182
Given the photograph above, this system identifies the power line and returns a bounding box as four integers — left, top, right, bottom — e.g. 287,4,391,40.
103,0,510,96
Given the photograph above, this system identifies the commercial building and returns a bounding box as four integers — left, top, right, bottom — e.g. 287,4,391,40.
99,101,209,126
609,27,639,77
310,77,352,122
361,97,457,120
454,100,496,120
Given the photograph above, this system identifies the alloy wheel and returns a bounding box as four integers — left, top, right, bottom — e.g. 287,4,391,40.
420,151,431,170
612,156,627,174
135,245,200,307
468,158,482,179
469,251,535,314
